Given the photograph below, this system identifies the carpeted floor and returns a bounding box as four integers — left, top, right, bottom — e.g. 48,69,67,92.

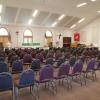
0,71,100,100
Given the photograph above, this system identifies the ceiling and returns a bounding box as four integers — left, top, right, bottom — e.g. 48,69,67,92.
0,0,100,30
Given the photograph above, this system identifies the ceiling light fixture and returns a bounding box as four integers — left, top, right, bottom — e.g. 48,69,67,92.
58,14,65,21
32,9,38,17
91,0,96,2
77,2,87,7
78,18,85,23
52,21,57,27
70,24,76,29
28,19,32,25
0,4,3,13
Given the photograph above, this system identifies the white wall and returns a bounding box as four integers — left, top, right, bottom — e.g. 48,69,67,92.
79,17,100,47
0,24,75,48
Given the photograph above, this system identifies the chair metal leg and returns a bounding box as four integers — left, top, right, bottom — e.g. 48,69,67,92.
65,77,69,88
12,90,15,100
61,79,64,85
32,84,39,100
49,80,57,95
14,87,19,100
83,73,86,85
12,85,16,100
75,75,78,81
79,75,82,86
94,71,97,80
30,86,32,94
68,76,72,89
92,71,96,81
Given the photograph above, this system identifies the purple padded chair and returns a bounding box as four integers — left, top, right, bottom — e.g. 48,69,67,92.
36,64,57,94
93,60,100,79
70,60,86,86
0,61,8,73
86,59,96,71
83,58,96,81
72,60,83,74
94,60,100,70
0,72,14,99
15,69,39,100
23,53,32,67
23,54,32,63
55,63,71,88
12,60,23,74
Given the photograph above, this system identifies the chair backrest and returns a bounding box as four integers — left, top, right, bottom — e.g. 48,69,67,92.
58,63,70,76
57,57,65,66
80,56,85,63
36,53,44,62
64,52,70,59
0,57,5,62
87,59,96,71
0,62,8,73
46,58,53,65
69,56,76,67
31,59,40,70
73,61,83,74
46,52,53,58
0,72,13,91
12,60,23,72
23,54,32,63
19,69,35,87
40,64,53,81
10,55,18,64
97,61,100,69
55,51,62,60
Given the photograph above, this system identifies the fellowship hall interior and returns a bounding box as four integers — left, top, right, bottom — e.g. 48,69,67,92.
0,0,100,100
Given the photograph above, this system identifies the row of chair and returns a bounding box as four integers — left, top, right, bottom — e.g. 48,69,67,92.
0,57,65,74
0,58,100,100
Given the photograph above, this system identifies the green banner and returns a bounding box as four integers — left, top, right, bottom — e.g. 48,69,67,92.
22,43,40,46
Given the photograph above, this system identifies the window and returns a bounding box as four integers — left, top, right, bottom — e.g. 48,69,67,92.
23,29,33,43
45,30,52,37
0,28,8,36
0,28,11,47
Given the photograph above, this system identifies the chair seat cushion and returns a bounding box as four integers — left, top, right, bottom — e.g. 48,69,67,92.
54,76,65,79
67,73,79,76
35,79,51,83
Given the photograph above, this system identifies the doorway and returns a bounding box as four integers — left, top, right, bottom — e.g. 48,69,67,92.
45,30,53,47
0,28,11,48
63,37,71,47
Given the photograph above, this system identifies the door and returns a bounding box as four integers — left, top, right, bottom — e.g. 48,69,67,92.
63,37,71,47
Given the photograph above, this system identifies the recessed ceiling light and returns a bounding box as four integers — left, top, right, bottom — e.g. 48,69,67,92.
58,14,65,21
77,2,87,7
78,18,85,23
97,11,100,13
52,21,57,27
32,9,38,17
28,19,32,25
0,4,3,13
70,24,76,29
91,0,96,2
